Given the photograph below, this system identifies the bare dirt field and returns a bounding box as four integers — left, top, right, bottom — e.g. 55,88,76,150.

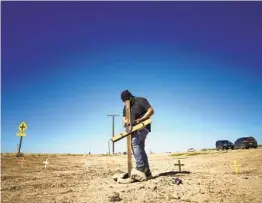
1,148,262,203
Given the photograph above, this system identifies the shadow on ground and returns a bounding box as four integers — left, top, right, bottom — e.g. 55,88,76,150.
154,170,191,178
157,171,190,176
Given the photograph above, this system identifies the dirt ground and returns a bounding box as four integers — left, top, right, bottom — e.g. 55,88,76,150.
1,148,262,203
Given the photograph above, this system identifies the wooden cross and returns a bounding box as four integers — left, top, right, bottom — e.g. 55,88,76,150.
233,160,241,174
16,157,24,168
107,159,116,171
110,101,153,177
125,100,133,177
84,160,89,170
111,118,152,142
43,159,49,168
174,160,184,172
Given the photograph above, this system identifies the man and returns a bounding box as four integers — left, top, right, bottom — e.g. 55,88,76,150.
121,90,154,180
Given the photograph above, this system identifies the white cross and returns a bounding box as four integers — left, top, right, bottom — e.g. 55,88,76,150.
43,159,49,168
84,160,89,169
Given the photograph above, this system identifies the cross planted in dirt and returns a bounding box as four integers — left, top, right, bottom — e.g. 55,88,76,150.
17,157,25,168
174,160,185,172
43,159,49,168
233,160,241,174
84,160,89,169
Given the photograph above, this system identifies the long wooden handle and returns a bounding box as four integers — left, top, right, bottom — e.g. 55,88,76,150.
111,118,152,142
125,100,132,177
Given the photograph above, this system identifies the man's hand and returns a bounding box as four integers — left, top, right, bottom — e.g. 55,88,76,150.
135,118,142,124
125,126,133,133
135,107,154,125
123,117,130,127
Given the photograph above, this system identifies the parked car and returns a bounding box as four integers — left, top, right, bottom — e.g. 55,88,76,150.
234,137,257,149
187,148,196,152
216,140,234,150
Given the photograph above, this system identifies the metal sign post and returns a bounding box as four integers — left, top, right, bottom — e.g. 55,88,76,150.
16,121,27,157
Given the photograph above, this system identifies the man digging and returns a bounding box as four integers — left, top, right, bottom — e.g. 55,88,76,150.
121,90,155,181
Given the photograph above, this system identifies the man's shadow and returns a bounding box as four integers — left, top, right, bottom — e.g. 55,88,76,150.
151,170,191,179
116,170,191,184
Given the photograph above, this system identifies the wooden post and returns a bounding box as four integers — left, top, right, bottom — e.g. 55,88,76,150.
178,160,182,172
125,100,132,177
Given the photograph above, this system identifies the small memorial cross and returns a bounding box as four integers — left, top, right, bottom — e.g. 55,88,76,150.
234,160,241,174
43,159,49,169
174,160,185,172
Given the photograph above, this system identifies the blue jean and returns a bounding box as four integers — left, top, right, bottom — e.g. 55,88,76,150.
132,128,150,170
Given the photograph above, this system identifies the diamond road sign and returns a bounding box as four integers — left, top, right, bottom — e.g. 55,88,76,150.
18,121,27,132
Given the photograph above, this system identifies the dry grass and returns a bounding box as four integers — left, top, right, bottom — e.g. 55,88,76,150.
201,148,216,151
170,152,209,157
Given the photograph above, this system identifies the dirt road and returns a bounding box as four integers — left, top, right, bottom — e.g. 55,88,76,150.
1,148,262,203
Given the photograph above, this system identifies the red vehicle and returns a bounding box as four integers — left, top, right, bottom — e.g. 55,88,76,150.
234,137,258,149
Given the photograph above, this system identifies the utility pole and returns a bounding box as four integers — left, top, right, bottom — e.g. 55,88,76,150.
107,114,120,154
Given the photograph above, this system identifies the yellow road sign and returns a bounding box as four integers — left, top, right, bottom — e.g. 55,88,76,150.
16,132,27,137
18,121,27,132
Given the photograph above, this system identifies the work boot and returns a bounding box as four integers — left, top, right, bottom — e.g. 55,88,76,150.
130,168,147,182
146,171,153,179
136,167,147,173
135,167,153,179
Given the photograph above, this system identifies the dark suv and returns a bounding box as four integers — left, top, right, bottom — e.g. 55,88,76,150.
216,140,234,150
234,137,257,149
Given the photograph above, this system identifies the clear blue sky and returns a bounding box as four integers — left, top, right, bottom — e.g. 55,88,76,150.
2,2,262,154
